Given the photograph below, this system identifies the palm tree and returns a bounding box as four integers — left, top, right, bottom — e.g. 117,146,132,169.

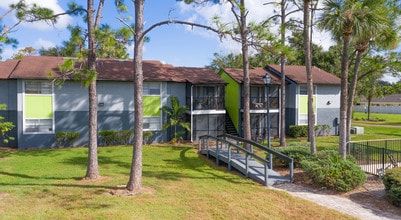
319,0,374,159
161,96,191,143
346,2,400,143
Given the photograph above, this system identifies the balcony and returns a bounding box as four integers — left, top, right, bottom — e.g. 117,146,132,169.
244,96,279,110
192,96,225,110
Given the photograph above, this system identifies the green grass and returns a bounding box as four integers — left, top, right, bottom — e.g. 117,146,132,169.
0,145,355,220
270,112,401,150
353,112,401,126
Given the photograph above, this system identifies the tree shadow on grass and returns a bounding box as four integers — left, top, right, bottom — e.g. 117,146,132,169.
143,146,256,185
61,155,132,170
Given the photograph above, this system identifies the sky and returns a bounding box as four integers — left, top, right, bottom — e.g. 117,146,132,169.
0,0,399,83
0,0,336,68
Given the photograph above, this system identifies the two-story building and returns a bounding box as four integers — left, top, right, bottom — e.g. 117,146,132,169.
219,64,341,139
0,56,226,148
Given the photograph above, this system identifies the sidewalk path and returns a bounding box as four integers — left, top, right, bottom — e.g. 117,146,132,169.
271,183,400,220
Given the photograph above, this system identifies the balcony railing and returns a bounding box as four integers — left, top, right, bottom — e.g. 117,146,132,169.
190,96,225,110
243,97,279,110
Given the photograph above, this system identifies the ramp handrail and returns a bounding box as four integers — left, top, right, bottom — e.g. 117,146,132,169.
198,134,294,185
220,134,294,170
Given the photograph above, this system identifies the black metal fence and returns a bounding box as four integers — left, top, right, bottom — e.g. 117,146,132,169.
348,139,401,177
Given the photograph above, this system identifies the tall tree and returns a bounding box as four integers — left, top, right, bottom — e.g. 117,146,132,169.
278,0,300,147
319,0,401,158
125,0,223,192
55,1,129,179
346,0,400,144
319,0,360,159
303,0,316,153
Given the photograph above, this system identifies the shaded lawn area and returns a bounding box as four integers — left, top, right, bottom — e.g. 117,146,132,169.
0,145,355,220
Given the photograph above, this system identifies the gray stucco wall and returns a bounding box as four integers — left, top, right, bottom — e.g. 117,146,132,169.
15,80,188,148
285,84,340,136
0,80,18,147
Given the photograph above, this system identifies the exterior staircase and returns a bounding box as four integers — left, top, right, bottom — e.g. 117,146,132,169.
225,111,239,136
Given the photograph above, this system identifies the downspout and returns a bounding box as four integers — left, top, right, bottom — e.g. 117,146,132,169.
190,84,194,142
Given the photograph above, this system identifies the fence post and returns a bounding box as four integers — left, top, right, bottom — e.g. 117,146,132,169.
381,147,385,174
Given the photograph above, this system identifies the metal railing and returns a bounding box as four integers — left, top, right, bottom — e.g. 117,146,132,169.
348,139,401,177
198,134,293,185
191,96,225,110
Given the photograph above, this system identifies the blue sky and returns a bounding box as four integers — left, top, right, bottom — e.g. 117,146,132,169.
2,0,330,68
1,0,248,67
0,0,399,83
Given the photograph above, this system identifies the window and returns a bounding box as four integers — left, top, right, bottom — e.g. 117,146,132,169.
24,81,54,133
298,85,316,125
299,85,316,95
143,117,161,130
25,81,52,94
143,83,161,131
143,83,161,95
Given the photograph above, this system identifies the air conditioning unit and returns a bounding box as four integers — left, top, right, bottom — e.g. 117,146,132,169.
350,126,364,134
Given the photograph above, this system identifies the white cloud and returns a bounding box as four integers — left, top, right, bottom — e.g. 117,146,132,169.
0,0,72,30
34,38,55,49
1,47,17,60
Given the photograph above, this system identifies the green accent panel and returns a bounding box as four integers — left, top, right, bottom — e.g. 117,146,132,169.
219,70,240,131
143,96,160,116
299,95,316,114
25,96,53,118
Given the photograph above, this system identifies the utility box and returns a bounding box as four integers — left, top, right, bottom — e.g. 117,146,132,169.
351,126,364,134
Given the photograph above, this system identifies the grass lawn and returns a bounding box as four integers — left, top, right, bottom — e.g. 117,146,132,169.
269,112,401,150
353,112,401,126
0,145,355,220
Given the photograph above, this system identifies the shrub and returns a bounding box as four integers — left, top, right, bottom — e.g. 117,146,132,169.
275,146,312,168
99,130,133,145
289,124,331,137
317,124,331,136
143,131,153,144
55,131,80,147
383,167,401,207
301,150,366,192
289,125,308,138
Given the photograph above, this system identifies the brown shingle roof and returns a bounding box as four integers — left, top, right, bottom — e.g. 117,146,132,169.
267,64,340,85
0,59,19,79
0,56,225,84
221,67,281,85
9,56,65,79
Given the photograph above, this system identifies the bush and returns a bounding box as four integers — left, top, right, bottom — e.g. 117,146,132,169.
316,124,331,136
301,150,366,192
275,146,312,168
143,131,153,144
99,130,133,145
55,131,80,147
383,167,401,207
290,124,331,137
289,125,308,138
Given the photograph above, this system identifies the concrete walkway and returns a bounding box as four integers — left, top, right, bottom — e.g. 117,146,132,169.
271,183,400,220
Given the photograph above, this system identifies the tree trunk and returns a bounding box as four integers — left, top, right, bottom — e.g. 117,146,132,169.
338,33,351,159
279,0,286,147
304,0,316,154
346,50,364,144
85,0,99,179
239,0,252,145
127,0,145,191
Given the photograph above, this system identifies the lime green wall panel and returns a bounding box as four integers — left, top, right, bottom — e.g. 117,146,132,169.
25,96,53,118
299,95,316,114
219,70,240,130
143,96,160,116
